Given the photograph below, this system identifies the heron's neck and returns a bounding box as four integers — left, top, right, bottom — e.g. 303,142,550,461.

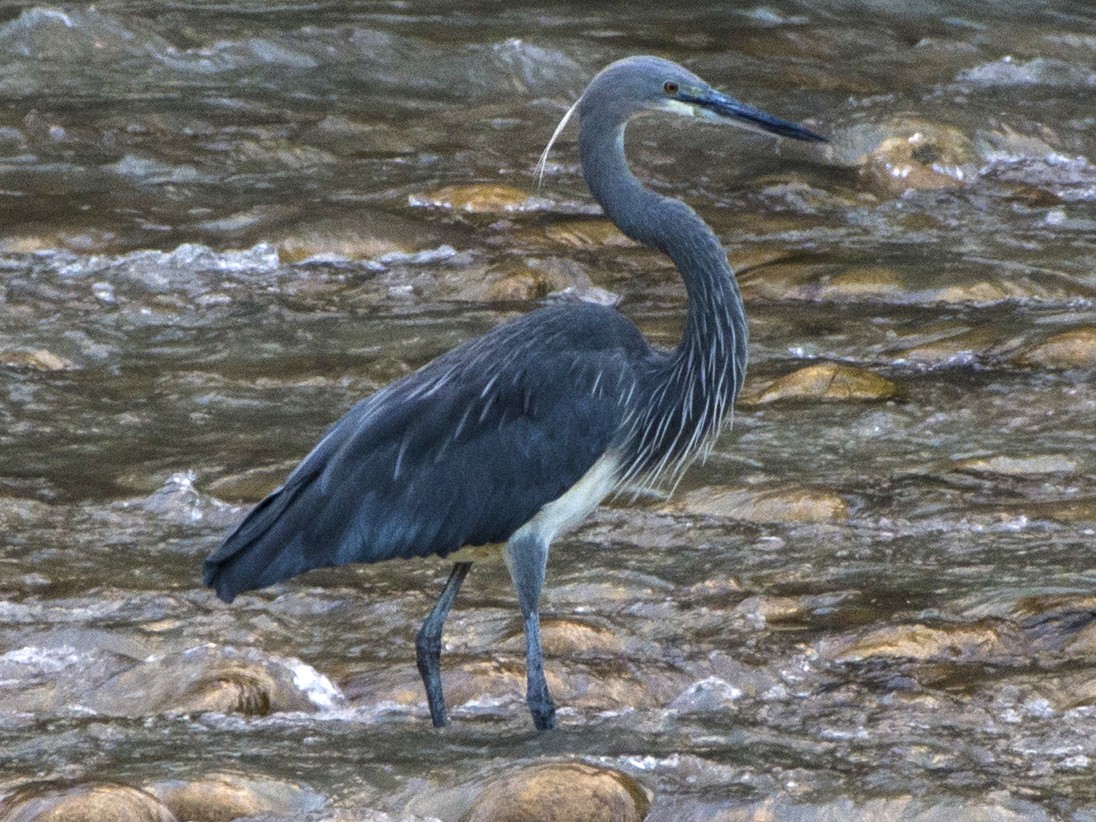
579,120,747,389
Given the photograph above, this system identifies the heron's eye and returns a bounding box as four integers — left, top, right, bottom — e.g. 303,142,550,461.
663,81,679,95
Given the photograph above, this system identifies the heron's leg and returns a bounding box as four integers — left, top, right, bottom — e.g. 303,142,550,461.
505,533,556,731
416,561,472,728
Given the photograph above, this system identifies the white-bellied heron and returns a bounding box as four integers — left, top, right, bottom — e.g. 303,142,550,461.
204,55,826,731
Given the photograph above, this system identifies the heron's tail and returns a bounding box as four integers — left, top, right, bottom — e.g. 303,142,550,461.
203,479,316,603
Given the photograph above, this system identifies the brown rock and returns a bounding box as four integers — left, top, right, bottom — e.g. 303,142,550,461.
409,184,537,214
671,486,847,523
1026,497,1096,522
844,117,976,196
736,261,819,301
88,646,332,717
145,773,324,822
816,265,905,300
727,247,796,275
528,618,625,657
952,454,1078,477
740,362,898,405
1012,327,1096,369
483,268,549,302
543,219,633,248
207,462,297,502
832,622,1013,664
0,783,177,822
468,763,650,822
713,793,1049,821
895,325,1001,365
0,350,76,372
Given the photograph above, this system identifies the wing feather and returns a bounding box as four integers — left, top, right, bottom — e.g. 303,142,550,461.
203,303,648,602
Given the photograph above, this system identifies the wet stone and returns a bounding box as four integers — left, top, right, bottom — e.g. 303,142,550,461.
501,617,625,657
668,676,743,713
542,219,633,248
0,782,177,822
87,645,340,717
273,212,441,262
409,184,541,214
706,792,1053,822
830,621,1019,664
207,461,298,502
671,485,848,523
839,116,977,196
894,325,1002,366
1011,327,1096,369
0,349,76,372
816,265,905,300
144,773,325,822
739,362,898,405
1025,496,1096,522
467,763,651,822
952,454,1078,477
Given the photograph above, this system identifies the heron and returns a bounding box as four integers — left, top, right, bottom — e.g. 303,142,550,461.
204,55,825,731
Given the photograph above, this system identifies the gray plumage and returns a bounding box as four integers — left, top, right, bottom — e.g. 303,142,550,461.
204,55,825,730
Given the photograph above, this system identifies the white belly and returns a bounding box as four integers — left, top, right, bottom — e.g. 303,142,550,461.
512,452,621,546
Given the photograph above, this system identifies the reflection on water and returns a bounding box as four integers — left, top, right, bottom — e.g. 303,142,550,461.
1,1,1095,819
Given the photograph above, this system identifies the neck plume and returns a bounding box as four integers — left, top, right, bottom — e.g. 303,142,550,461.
578,111,748,488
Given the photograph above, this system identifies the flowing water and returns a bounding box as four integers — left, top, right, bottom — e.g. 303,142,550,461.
2,1,1096,819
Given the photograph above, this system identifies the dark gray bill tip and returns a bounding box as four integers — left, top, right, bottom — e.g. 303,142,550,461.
686,89,829,144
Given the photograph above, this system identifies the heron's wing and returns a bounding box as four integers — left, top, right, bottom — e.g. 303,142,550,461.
204,304,647,602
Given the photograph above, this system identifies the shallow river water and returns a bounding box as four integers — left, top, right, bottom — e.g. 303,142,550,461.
2,1,1096,820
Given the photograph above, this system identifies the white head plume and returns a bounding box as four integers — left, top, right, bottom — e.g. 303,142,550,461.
534,95,581,190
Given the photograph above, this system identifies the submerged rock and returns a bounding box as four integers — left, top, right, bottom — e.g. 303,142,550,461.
740,362,898,405
274,212,446,262
831,622,1017,664
88,645,342,717
703,791,1052,822
671,485,848,523
468,763,650,822
542,219,633,248
409,184,541,214
207,461,297,502
145,773,325,822
0,349,77,372
952,454,1078,477
0,782,177,822
497,617,625,657
838,116,976,196
891,323,1002,366
1011,327,1096,370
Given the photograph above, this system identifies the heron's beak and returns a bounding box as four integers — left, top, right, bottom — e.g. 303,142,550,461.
682,88,828,143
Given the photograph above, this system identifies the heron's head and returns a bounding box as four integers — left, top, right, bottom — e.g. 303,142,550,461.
582,55,827,142
537,56,825,184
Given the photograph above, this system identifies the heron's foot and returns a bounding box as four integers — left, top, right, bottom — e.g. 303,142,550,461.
415,628,448,727
415,562,472,728
528,690,557,731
